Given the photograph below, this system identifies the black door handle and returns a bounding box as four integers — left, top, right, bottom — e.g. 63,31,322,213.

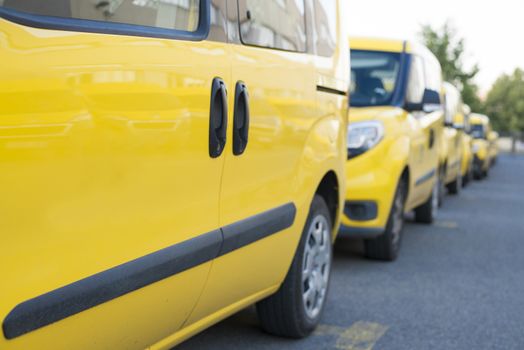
209,77,228,158
428,128,435,149
233,81,249,156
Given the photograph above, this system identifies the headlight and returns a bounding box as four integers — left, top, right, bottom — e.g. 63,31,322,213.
347,121,385,159
472,144,480,153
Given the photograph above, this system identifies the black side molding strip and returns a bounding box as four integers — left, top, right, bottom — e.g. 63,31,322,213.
3,203,296,340
220,203,296,255
415,168,437,186
2,230,222,340
316,85,348,97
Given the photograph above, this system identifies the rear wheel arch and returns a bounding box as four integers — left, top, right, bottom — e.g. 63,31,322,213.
400,166,410,199
315,171,339,232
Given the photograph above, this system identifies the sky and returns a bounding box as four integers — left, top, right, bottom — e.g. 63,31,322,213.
346,0,524,96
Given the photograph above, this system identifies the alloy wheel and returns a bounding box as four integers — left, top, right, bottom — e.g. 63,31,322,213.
302,215,331,320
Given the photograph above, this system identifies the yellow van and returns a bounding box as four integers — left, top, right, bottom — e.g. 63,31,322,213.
458,104,474,187
441,82,466,195
470,113,492,179
488,131,500,166
0,1,349,349
342,38,444,261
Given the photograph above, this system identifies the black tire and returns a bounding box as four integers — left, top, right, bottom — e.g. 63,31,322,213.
447,172,462,195
257,195,332,338
414,180,438,224
462,168,470,188
474,171,483,180
364,179,406,261
462,174,468,188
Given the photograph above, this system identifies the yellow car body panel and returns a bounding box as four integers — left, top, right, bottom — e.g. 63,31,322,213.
342,107,409,229
343,38,443,234
442,82,465,186
488,131,499,163
350,37,405,54
461,133,473,178
0,1,349,349
470,113,492,174
442,127,461,184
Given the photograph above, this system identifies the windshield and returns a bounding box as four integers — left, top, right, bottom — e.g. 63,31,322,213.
471,124,485,139
350,50,401,107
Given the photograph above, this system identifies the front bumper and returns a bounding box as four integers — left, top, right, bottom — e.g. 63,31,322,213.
340,142,402,235
338,224,384,239
473,155,488,175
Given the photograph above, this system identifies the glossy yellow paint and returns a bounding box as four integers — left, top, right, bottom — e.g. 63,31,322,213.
0,2,349,349
488,130,499,163
349,37,405,54
470,113,492,174
442,82,465,186
470,113,492,178
343,39,443,232
460,133,473,178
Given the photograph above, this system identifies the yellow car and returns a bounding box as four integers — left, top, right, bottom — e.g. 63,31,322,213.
441,82,466,195
341,38,444,261
459,104,474,187
470,113,492,179
488,131,500,166
0,1,350,349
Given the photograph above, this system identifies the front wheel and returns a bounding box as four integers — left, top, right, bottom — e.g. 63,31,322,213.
364,179,406,261
257,195,332,338
447,169,462,195
414,179,438,224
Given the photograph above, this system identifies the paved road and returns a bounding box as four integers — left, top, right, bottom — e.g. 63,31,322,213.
178,154,524,350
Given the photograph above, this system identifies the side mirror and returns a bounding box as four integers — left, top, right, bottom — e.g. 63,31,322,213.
405,89,442,113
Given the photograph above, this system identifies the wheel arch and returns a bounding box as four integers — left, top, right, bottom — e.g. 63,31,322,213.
315,170,339,232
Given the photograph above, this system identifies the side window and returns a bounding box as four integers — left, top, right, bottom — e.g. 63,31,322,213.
1,0,201,32
406,55,425,104
209,0,228,42
237,0,306,52
312,0,337,57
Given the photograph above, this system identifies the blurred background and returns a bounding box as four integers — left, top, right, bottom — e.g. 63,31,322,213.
348,0,524,153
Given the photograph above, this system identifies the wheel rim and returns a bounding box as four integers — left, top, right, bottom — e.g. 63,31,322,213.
391,186,405,247
302,215,331,319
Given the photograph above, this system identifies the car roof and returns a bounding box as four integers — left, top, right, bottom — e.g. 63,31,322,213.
349,37,411,53
470,113,490,125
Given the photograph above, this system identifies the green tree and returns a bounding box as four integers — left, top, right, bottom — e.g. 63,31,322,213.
419,22,482,112
484,69,524,139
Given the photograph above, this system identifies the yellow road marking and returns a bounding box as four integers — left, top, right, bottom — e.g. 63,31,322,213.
315,322,389,350
435,220,459,229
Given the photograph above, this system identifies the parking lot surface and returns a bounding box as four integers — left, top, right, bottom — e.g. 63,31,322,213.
178,154,524,350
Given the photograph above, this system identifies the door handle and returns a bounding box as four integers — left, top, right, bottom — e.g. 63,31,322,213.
233,81,250,156
428,129,435,149
209,77,228,158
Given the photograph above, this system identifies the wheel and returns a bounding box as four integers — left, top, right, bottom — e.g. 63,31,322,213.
414,179,438,224
482,166,489,178
462,174,468,188
437,166,446,207
462,167,471,188
447,170,462,195
257,195,332,338
364,179,406,261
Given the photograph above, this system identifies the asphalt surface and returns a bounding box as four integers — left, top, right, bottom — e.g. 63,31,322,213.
178,154,524,350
